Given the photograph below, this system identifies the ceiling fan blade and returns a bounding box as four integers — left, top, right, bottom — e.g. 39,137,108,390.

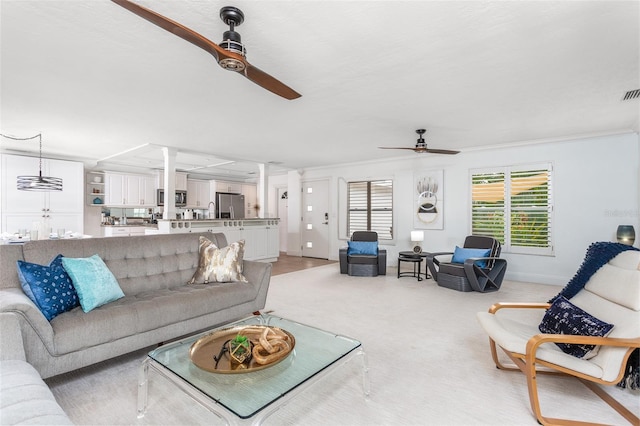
378,147,420,151
111,0,228,61
111,0,300,100
425,148,460,155
244,63,302,100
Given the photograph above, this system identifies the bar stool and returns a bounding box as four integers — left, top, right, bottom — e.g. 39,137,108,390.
398,253,423,281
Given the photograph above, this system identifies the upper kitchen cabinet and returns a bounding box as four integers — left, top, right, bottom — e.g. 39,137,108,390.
186,179,213,208
0,154,83,233
213,180,242,194
157,171,188,191
104,172,156,207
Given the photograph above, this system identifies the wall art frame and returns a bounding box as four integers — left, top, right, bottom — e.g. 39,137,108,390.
414,170,444,230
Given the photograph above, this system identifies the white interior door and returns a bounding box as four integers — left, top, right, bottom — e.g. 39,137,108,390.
301,179,329,259
277,188,288,252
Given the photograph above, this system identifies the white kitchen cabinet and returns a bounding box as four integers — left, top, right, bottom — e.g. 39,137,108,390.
102,226,147,237
155,219,279,261
0,154,83,234
125,175,141,206
213,180,242,194
187,179,213,208
104,172,156,206
141,176,157,206
266,224,280,258
126,175,156,206
242,184,258,218
157,171,188,191
105,173,126,206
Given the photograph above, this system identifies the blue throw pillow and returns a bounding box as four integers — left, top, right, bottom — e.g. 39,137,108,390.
61,254,125,313
451,246,491,268
347,241,378,256
16,254,79,321
538,296,614,359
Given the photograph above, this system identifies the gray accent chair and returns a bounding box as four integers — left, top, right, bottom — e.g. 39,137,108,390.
425,235,506,292
339,231,387,276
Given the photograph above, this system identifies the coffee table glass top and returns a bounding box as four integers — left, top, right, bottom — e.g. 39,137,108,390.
147,314,362,419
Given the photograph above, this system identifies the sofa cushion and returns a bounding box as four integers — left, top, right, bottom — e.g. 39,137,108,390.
62,254,125,313
16,254,79,321
50,281,259,355
348,254,379,265
189,237,247,284
451,246,491,268
538,296,614,359
438,262,467,277
347,241,378,256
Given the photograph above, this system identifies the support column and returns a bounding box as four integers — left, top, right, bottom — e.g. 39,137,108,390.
162,147,177,220
258,163,269,218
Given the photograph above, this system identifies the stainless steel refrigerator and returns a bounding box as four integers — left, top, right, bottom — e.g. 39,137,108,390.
216,192,245,219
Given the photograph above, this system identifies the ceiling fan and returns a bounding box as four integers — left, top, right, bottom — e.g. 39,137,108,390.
111,0,301,100
379,129,460,155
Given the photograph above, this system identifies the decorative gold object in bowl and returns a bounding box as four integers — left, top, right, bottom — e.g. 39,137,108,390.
189,325,295,374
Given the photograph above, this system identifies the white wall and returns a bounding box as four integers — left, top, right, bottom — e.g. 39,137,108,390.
273,132,639,285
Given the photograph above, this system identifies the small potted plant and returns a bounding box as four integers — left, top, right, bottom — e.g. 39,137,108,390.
227,334,252,366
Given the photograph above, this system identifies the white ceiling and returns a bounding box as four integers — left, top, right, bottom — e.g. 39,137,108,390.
1,1,638,180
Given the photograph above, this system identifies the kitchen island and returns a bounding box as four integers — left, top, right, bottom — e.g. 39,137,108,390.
153,218,279,262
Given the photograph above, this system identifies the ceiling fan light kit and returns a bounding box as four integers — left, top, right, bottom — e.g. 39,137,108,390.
111,0,301,99
218,6,246,71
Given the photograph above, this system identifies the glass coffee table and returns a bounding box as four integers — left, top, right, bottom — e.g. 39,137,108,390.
137,314,369,425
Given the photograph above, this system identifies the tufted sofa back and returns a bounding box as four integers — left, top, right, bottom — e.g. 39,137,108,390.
3,233,227,296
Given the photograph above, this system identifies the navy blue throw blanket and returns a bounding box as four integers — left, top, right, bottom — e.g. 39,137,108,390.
550,241,639,389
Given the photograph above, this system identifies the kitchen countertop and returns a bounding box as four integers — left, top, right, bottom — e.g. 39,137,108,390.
157,218,279,222
101,223,158,228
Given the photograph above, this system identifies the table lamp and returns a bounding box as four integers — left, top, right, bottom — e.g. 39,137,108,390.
411,230,424,253
616,225,635,246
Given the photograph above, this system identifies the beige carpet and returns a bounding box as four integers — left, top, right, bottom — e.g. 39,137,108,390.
46,265,640,425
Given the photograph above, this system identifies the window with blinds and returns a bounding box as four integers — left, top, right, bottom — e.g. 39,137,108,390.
347,179,393,240
471,164,553,255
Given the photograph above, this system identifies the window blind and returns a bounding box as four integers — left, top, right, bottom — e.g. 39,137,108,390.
471,164,553,255
348,179,393,240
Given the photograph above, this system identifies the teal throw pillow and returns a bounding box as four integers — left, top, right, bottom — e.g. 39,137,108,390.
347,241,378,256
451,246,491,268
61,254,124,313
16,254,79,321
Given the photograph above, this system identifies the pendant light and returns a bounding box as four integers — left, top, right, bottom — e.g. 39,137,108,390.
1,133,63,191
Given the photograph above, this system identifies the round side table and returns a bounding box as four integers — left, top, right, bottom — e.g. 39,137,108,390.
398,251,432,280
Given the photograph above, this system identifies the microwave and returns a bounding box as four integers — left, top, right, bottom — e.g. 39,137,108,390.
157,189,187,207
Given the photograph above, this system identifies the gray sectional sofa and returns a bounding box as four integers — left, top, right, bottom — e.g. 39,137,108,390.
0,232,272,424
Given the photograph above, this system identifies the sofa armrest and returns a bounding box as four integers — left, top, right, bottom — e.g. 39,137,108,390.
339,248,348,274
241,260,272,310
0,360,73,425
425,251,453,281
0,288,54,352
0,313,26,361
378,248,387,275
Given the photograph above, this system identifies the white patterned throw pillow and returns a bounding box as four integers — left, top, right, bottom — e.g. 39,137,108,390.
189,237,247,284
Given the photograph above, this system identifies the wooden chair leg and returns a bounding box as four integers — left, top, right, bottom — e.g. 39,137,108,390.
489,338,520,371
492,342,640,425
